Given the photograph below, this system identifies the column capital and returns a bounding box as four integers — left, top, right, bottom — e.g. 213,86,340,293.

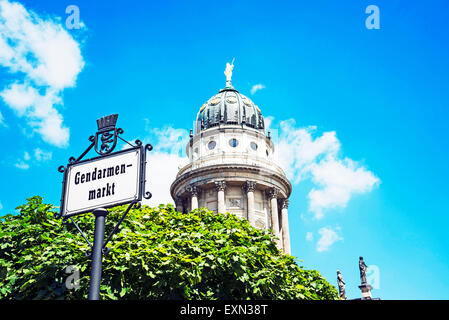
243,181,257,193
186,184,200,197
266,187,280,200
280,198,289,209
214,180,227,192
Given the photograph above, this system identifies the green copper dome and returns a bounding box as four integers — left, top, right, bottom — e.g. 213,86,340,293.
195,87,265,134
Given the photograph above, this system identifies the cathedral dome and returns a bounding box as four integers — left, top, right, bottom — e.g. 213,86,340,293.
195,87,265,134
171,61,292,254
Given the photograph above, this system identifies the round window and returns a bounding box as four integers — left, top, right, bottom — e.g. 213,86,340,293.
250,142,258,151
208,141,216,150
229,138,238,148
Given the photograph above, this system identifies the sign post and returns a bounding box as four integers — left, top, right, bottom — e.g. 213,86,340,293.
88,208,107,300
56,114,152,300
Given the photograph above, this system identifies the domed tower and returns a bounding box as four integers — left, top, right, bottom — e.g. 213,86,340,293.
170,62,292,254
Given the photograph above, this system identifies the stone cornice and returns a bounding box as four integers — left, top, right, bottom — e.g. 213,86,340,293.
170,163,291,200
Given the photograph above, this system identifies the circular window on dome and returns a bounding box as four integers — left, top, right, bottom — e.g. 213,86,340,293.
229,138,238,148
250,142,258,151
226,97,237,104
208,141,216,150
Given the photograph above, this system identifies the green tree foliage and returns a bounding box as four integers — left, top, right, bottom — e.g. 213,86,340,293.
0,196,339,300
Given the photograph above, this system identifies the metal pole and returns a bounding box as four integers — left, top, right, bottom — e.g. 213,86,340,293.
88,208,108,300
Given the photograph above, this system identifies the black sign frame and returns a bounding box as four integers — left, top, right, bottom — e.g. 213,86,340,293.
56,115,152,220
59,144,151,219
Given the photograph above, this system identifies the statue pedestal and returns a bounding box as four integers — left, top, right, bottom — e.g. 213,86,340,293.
358,284,373,300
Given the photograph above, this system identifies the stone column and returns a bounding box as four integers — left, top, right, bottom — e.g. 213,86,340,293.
175,196,184,213
182,199,187,214
280,199,291,255
267,188,281,249
243,181,257,226
186,185,200,211
215,181,226,214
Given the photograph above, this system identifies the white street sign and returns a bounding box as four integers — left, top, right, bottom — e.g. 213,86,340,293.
62,147,143,217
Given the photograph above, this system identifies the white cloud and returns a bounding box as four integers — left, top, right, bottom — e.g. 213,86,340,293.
274,120,340,184
151,126,189,156
14,151,30,169
34,148,52,161
308,157,379,219
141,124,189,207
271,118,379,219
0,0,85,147
264,115,274,132
306,232,314,242
13,147,52,169
0,111,5,126
144,151,188,206
14,160,29,170
316,226,343,252
250,84,265,95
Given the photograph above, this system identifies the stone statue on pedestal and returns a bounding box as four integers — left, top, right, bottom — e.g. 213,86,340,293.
359,256,368,284
337,270,346,300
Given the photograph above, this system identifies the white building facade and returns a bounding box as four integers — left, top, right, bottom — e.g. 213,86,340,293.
170,66,292,254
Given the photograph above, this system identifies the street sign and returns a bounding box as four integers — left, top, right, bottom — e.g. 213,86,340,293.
60,146,144,219
56,114,153,300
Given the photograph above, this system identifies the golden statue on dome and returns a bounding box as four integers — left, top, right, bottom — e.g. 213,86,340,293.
224,58,235,87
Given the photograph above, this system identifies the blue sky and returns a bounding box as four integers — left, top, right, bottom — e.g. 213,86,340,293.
1,0,449,299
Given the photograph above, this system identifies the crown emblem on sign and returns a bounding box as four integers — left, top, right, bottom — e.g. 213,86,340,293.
96,114,118,132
